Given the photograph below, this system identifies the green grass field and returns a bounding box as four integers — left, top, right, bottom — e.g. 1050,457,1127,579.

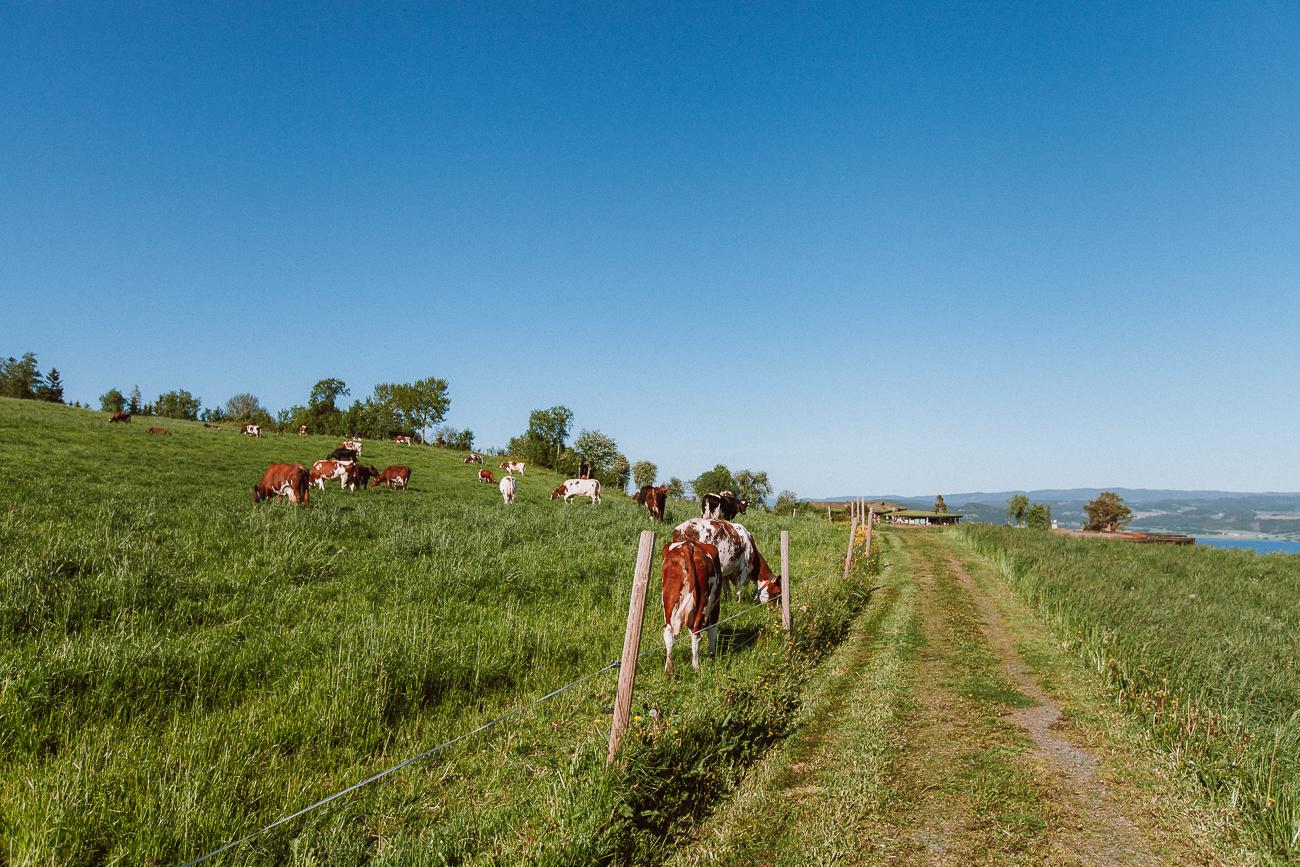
0,397,871,865
956,524,1299,860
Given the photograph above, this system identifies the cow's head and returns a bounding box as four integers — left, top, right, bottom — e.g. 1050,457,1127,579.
550,484,566,500
252,484,265,504
754,553,781,604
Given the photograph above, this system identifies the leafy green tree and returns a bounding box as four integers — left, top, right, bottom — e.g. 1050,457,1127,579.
573,430,619,479
1006,493,1030,527
224,393,265,420
374,377,450,443
433,425,474,450
1083,491,1132,533
631,461,657,489
773,489,800,515
934,494,947,514
666,477,686,499
733,469,772,511
100,388,126,414
1025,502,1052,530
128,385,142,415
309,378,349,409
605,452,630,494
0,353,41,399
692,464,737,499
155,389,201,420
520,405,573,468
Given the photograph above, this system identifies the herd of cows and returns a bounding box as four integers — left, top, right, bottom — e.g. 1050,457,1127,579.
109,412,780,675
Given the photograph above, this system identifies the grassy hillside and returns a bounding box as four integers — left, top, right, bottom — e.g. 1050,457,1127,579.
956,524,1299,860
0,398,870,865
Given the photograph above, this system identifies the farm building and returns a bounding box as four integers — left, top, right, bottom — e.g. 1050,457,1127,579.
878,508,963,526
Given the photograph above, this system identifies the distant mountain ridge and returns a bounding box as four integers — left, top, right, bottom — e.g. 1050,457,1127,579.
815,489,1300,539
825,488,1300,506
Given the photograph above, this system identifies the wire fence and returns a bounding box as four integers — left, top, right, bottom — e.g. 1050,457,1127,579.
182,599,774,866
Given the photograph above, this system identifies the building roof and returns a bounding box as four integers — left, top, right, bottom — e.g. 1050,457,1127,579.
887,509,963,518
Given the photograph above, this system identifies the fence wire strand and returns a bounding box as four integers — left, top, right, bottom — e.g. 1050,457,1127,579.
183,597,779,867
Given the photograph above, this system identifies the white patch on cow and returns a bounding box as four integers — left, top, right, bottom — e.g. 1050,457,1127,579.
558,478,601,504
499,476,516,504
671,519,775,603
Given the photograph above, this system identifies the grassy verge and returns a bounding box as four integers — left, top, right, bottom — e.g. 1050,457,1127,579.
956,524,1299,861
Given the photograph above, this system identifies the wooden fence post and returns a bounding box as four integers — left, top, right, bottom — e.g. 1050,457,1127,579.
827,505,832,522
842,516,859,579
780,530,791,631
608,530,657,764
865,508,874,555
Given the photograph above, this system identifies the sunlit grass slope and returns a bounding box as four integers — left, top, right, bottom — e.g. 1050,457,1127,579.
0,398,865,864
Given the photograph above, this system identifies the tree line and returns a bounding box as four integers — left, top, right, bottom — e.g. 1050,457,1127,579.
1007,490,1133,532
1,352,64,404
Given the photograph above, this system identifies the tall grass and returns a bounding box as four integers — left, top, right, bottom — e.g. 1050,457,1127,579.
956,524,1299,860
0,398,871,864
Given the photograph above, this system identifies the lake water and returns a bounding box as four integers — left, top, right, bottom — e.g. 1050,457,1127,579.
1193,537,1300,555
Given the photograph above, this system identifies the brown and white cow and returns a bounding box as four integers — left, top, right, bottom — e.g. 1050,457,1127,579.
499,475,517,504
145,427,170,435
309,459,347,490
344,464,380,491
391,435,412,445
550,478,601,504
499,460,525,476
109,412,131,423
661,540,723,674
253,463,310,507
701,491,747,520
241,424,261,438
671,519,781,604
372,465,411,490
633,485,668,521
339,439,363,453
478,468,496,484
298,425,308,436
464,453,484,464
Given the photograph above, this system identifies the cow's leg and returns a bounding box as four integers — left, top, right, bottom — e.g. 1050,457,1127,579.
708,624,719,658
690,630,701,670
663,624,675,675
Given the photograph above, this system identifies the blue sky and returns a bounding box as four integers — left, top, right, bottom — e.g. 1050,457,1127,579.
2,2,1298,496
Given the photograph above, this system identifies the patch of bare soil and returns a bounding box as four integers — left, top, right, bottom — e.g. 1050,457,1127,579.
948,555,1163,866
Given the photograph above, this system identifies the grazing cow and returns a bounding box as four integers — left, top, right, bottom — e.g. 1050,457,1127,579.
550,478,602,504
253,463,310,507
499,460,525,476
327,447,358,463
344,464,380,491
661,540,723,674
309,459,347,490
109,412,131,423
242,424,261,438
478,468,496,484
298,425,308,436
499,475,517,504
464,453,484,464
701,491,748,520
372,465,411,490
671,518,781,604
391,435,412,445
633,485,668,521
339,440,363,453
145,427,170,435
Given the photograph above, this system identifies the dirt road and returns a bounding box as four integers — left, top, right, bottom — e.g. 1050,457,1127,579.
671,531,1253,866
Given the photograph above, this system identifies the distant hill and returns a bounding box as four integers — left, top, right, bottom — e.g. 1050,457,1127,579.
819,489,1300,538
